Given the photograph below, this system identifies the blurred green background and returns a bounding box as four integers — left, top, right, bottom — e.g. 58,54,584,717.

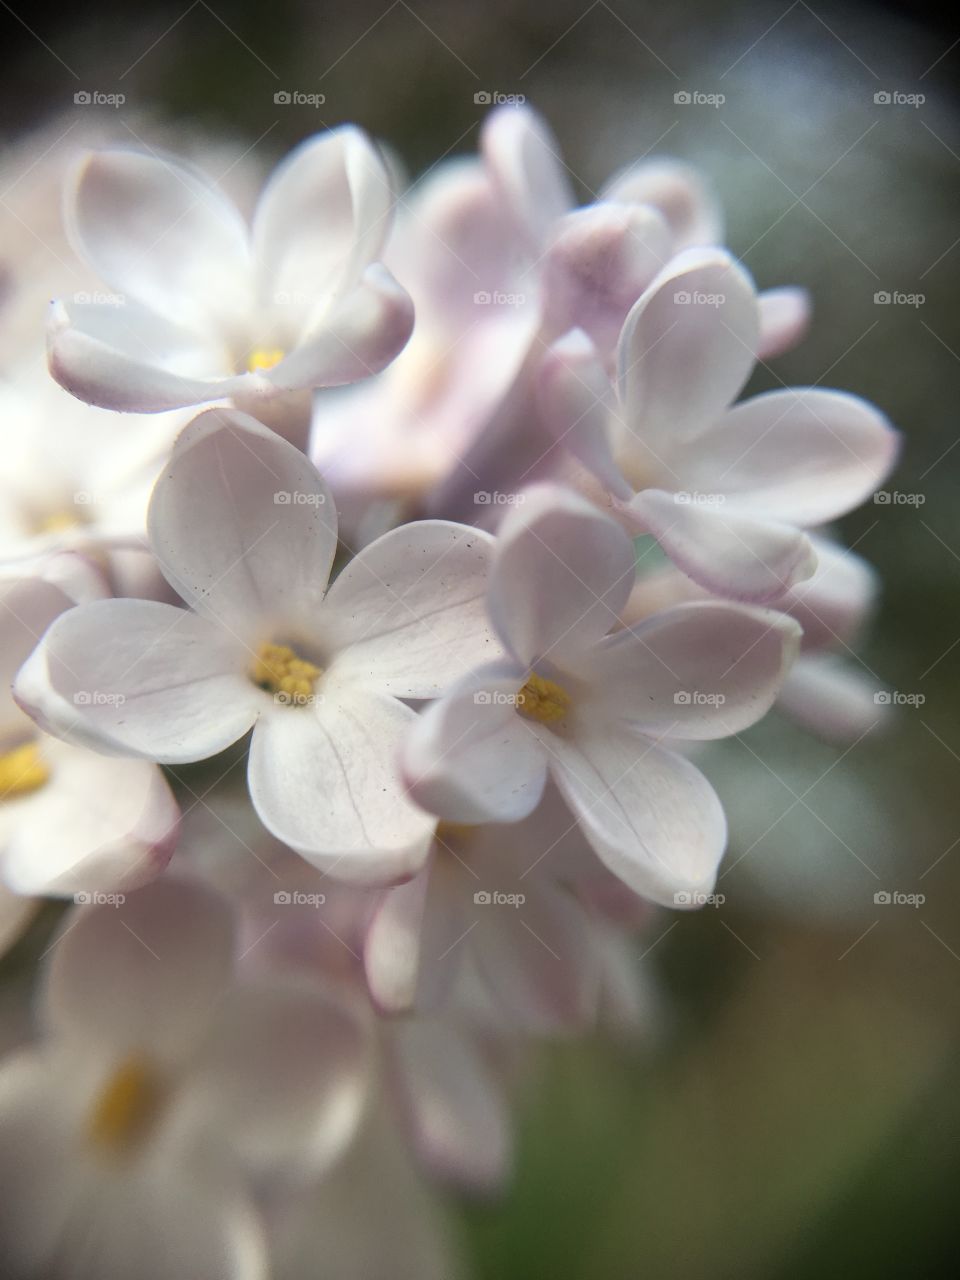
2,0,958,1275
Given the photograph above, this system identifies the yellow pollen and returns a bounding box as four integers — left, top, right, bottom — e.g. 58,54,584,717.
247,347,285,372
517,672,571,725
0,741,50,800
39,510,80,534
435,821,475,845
252,642,322,705
87,1057,160,1154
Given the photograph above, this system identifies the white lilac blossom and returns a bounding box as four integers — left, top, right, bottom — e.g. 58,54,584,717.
403,485,801,906
539,249,900,601
47,128,414,423
0,572,178,936
16,408,498,880
0,879,369,1280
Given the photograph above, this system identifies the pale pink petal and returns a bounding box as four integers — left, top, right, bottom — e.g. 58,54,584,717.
363,863,432,1013
549,726,727,906
402,663,548,824
180,980,368,1177
0,577,74,736
481,104,573,250
489,484,637,665
757,286,811,359
42,877,235,1059
628,488,818,602
65,148,251,330
776,656,887,743
781,537,878,652
537,329,632,499
322,521,498,698
247,683,435,883
600,157,723,249
47,298,255,412
1,740,179,897
616,248,759,460
681,389,900,525
265,266,414,391
579,601,800,738
253,127,394,310
148,408,337,636
14,598,256,763
540,203,671,355
388,1018,512,1192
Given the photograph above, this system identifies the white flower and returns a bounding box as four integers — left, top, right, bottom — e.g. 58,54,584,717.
17,408,499,881
0,878,369,1280
539,249,900,600
0,571,178,934
47,128,413,416
403,485,801,906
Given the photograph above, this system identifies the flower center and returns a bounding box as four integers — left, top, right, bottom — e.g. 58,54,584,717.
251,641,322,706
516,672,571,725
87,1056,161,1155
247,347,285,373
0,741,50,800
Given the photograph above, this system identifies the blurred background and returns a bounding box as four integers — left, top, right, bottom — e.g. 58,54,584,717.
1,0,958,1275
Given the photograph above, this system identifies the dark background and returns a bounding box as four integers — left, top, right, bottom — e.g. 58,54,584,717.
1,1,958,1276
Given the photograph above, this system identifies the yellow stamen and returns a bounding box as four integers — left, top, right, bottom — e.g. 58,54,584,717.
517,672,571,725
0,741,50,800
87,1056,160,1154
247,347,285,372
435,821,475,845
252,641,322,705
39,510,80,534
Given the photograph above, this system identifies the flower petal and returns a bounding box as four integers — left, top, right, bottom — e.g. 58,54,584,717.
548,726,727,906
66,148,251,331
148,408,337,636
680,389,900,525
776,656,887,743
616,248,759,463
387,1018,511,1192
14,598,256,763
253,127,394,311
247,684,435,883
481,104,573,251
757,286,811,359
1,739,179,897
323,520,498,698
402,662,548,824
42,877,236,1059
489,484,637,666
180,980,369,1177
537,328,632,499
579,601,800,738
600,157,723,249
628,488,818,602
